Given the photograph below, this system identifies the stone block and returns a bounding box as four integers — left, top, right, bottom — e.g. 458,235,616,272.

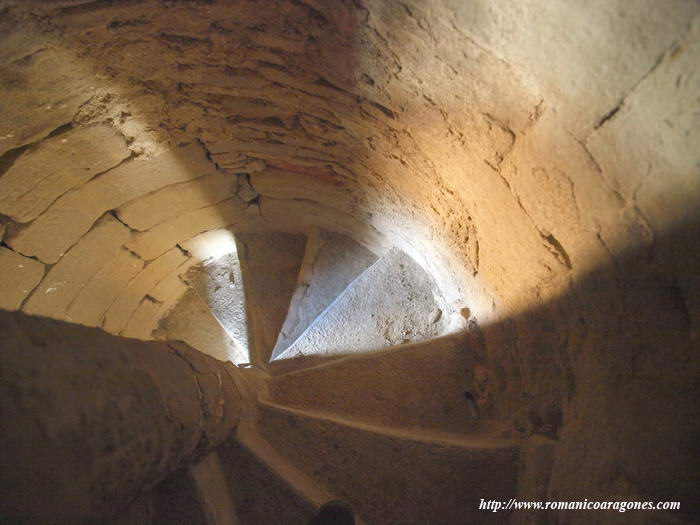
0,46,94,156
0,124,130,223
5,142,215,263
268,333,478,434
121,296,162,340
179,228,237,261
0,247,45,311
250,168,356,216
117,172,239,231
66,248,144,328
126,198,248,261
23,215,130,320
102,248,187,335
150,259,195,302
258,402,518,525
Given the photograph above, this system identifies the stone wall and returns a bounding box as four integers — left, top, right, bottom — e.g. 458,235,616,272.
0,0,698,521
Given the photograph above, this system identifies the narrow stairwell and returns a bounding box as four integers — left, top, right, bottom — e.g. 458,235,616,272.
157,227,519,524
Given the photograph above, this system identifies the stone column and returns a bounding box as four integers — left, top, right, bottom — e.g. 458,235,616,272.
0,309,242,523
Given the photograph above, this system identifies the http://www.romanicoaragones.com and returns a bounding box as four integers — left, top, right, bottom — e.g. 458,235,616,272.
480,498,681,513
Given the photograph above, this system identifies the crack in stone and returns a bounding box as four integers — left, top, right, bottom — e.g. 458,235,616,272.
16,259,47,313
589,21,692,134
166,343,209,450
108,209,137,233
175,243,190,257
631,164,657,263
5,145,135,220
576,129,658,267
594,104,621,130
0,122,74,180
166,343,233,452
539,231,572,270
62,245,139,319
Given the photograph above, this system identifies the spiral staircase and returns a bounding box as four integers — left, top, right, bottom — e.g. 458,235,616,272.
149,229,519,525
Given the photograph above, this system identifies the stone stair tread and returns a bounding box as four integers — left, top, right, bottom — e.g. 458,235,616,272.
255,401,520,525
273,247,447,363
234,232,307,366
239,431,336,506
216,432,317,525
272,231,377,359
189,451,240,525
184,251,250,362
266,352,342,376
259,400,517,450
267,333,482,434
157,288,247,364
218,430,368,525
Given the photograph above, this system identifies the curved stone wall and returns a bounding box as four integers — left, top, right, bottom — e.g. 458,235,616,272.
0,0,698,517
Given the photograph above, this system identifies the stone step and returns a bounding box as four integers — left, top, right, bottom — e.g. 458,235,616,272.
234,232,307,366
157,288,248,364
256,401,519,525
273,247,447,364
216,432,336,525
272,230,377,359
267,333,482,435
184,252,250,364
189,451,240,525
112,468,209,525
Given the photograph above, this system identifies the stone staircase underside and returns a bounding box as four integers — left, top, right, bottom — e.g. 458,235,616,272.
274,247,447,364
272,231,378,359
156,229,519,524
255,401,518,525
235,232,307,367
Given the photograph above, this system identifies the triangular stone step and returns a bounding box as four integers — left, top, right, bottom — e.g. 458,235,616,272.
272,231,377,359
256,401,519,525
156,288,247,364
184,253,250,363
274,247,446,363
234,232,307,366
267,333,481,435
216,432,337,525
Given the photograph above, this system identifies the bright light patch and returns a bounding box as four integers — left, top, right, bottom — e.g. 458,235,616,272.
181,229,238,262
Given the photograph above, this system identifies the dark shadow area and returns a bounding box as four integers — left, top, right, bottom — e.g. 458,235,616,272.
216,437,318,524
259,217,699,522
114,469,208,525
251,217,699,522
465,215,700,521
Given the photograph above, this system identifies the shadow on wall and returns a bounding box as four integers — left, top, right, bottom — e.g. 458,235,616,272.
469,215,700,522
260,214,700,521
